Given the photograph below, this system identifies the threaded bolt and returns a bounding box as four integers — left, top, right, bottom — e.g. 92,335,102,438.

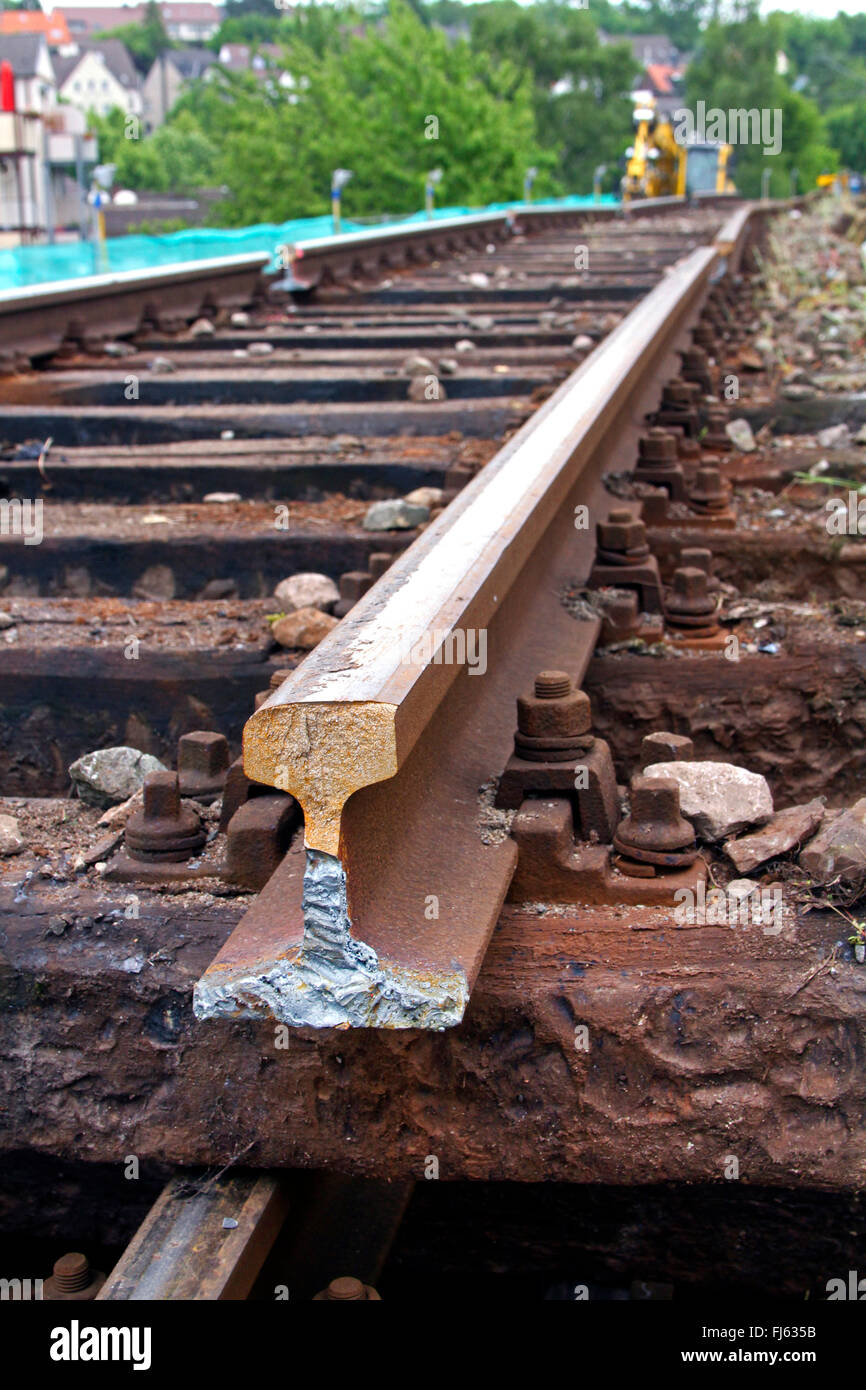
52,1253,91,1294
534,670,571,700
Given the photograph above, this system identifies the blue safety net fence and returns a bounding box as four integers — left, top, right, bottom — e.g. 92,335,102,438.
0,194,619,290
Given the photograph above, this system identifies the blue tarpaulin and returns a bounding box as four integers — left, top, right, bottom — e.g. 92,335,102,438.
0,195,619,290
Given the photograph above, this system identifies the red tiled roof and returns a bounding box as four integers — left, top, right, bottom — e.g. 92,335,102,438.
0,8,72,46
645,63,678,95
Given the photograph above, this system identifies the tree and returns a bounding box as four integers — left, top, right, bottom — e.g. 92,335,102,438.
470,1,638,193
173,0,548,223
826,101,866,175
96,0,171,76
686,10,836,198
88,108,218,192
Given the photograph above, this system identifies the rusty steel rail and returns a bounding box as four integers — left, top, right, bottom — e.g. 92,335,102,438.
281,196,740,283
194,204,765,1033
98,1171,289,1301
0,251,269,364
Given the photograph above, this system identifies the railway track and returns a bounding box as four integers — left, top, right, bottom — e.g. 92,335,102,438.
6,193,866,1299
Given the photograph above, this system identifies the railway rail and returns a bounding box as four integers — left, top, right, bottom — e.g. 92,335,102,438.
194,201,760,1029
5,187,866,1252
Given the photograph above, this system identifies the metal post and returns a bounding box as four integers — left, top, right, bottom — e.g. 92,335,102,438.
425,167,442,219
331,168,352,235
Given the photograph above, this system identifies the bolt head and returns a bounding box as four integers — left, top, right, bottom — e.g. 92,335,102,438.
597,514,646,552
630,775,681,822
672,566,708,601
142,771,180,819
178,730,230,777
680,547,712,575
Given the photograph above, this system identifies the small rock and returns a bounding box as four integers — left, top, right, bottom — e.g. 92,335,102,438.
402,354,436,376
572,334,594,351
738,347,764,371
727,878,758,904
148,355,175,374
69,747,167,808
230,311,250,327
248,341,274,356
0,813,24,856
0,611,15,629
220,430,235,440
363,499,430,531
468,315,494,332
799,799,866,886
133,564,176,601
725,799,825,873
467,272,489,288
273,571,340,613
643,761,773,841
725,418,756,452
97,790,144,827
203,492,241,504
455,339,475,353
404,486,444,509
198,578,238,600
817,423,850,448
103,340,135,358
190,317,215,337
438,358,459,375
271,606,338,650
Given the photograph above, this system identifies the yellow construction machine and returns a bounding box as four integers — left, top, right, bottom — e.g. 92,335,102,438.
623,93,735,201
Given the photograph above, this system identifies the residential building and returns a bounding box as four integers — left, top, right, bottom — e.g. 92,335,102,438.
0,33,98,244
639,61,685,120
142,45,215,128
612,33,683,68
63,4,224,45
54,39,143,118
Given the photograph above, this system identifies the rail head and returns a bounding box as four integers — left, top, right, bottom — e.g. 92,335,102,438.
0,252,271,315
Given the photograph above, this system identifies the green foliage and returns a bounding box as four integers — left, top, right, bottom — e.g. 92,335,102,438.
686,10,837,198
174,0,547,222
826,101,866,175
469,1,638,193
95,0,171,76
89,108,218,193
211,15,283,49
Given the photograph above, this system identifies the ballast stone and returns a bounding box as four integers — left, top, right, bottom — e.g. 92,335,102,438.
642,761,773,841
363,499,429,531
273,572,339,614
799,799,866,886
69,747,167,807
271,606,338,650
0,814,24,855
725,799,825,873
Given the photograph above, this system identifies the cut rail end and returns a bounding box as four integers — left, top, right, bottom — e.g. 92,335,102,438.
193,848,469,1030
244,697,399,856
